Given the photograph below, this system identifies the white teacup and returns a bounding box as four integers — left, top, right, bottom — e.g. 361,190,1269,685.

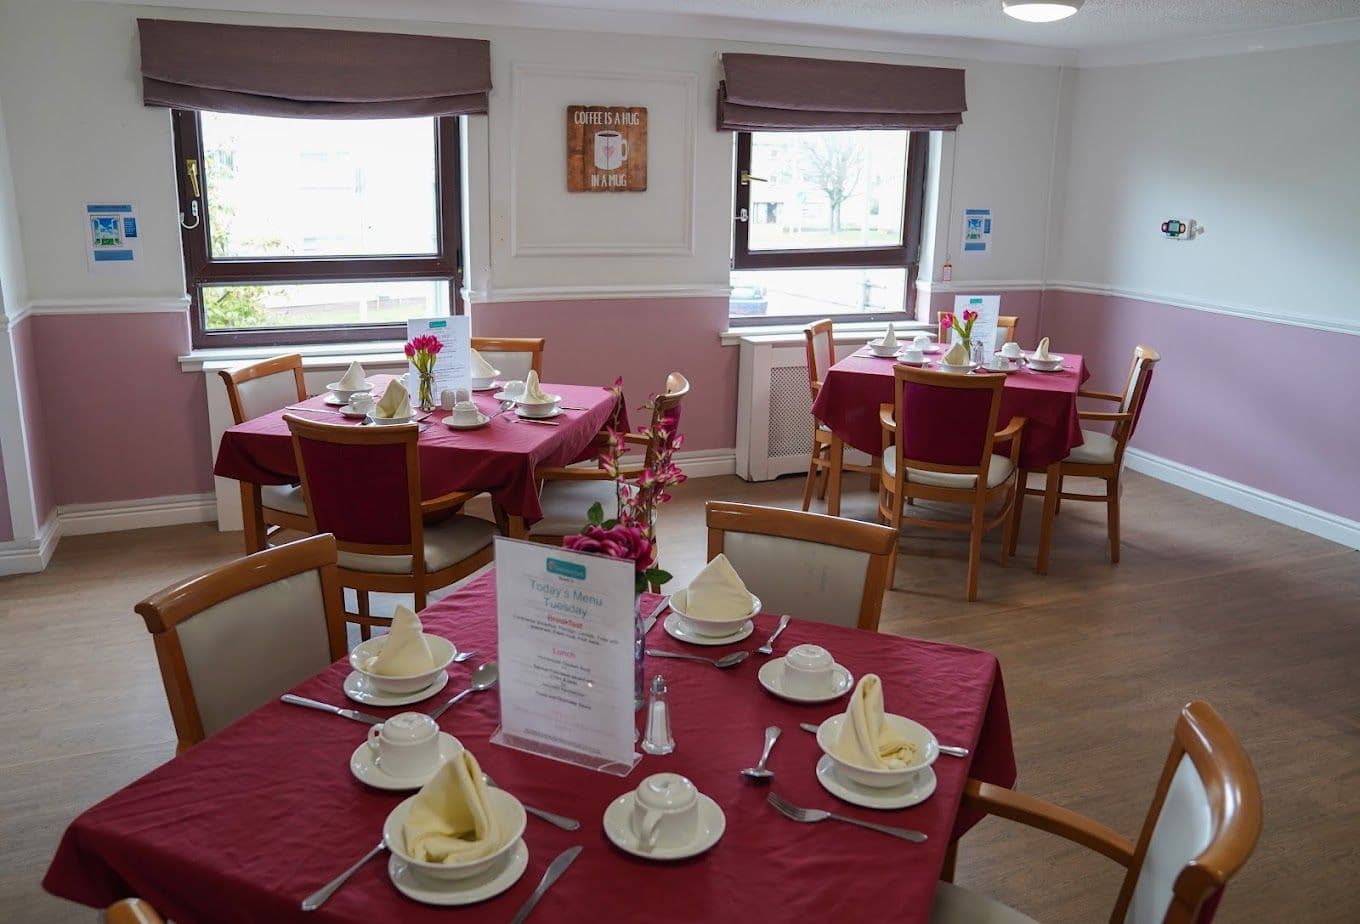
902,347,925,364
783,644,836,698
347,392,375,414
366,711,443,779
912,334,933,351
987,355,1013,371
631,773,699,849
499,379,525,397
1000,341,1023,359
450,400,482,426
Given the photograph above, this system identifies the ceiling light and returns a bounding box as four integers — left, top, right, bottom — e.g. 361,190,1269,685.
1003,0,1083,23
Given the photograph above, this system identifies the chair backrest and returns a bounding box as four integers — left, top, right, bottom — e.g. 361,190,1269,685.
1112,700,1262,924
106,899,165,924
705,501,898,630
803,318,835,400
134,534,346,751
472,336,544,381
936,315,1019,346
647,372,690,462
219,353,307,424
893,366,1005,494
1116,344,1160,446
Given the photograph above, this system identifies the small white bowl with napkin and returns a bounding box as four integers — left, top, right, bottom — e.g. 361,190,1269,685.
327,360,373,404
1025,337,1064,371
469,348,501,391
515,371,561,418
867,322,901,357
349,605,456,694
815,674,939,788
938,340,975,373
369,379,415,425
669,554,762,638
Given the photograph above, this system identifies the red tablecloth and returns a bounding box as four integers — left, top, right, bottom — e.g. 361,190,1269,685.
813,351,1090,469
214,380,624,522
45,571,1015,923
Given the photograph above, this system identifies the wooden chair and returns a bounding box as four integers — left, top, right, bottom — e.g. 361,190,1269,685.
877,366,1026,602
529,372,690,543
1016,345,1160,569
106,899,165,924
802,319,879,516
219,353,312,553
134,534,347,753
472,336,544,381
285,415,495,638
705,501,898,631
933,700,1261,924
938,314,1018,346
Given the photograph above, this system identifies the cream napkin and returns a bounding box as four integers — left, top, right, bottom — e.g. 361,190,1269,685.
684,554,753,620
374,379,412,419
522,370,552,403
337,361,368,390
943,341,970,366
470,349,498,378
403,749,503,864
880,323,898,350
363,605,436,676
833,674,920,769
1035,337,1052,360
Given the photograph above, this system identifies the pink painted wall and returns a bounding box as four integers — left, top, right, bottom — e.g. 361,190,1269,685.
11,315,54,525
471,296,738,452
1039,290,1360,522
929,289,1044,346
29,312,213,506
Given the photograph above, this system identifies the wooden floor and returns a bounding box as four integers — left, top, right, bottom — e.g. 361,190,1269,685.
2,470,1356,922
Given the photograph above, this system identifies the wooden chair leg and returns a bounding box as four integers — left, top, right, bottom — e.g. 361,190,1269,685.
966,506,985,602
941,840,958,883
827,437,845,518
868,457,880,493
886,501,904,589
1107,476,1121,564
999,490,1014,567
1054,475,1064,516
1036,463,1061,575
1007,473,1026,556
239,483,267,554
801,447,821,511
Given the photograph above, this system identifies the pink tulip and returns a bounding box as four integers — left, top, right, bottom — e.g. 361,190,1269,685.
941,314,953,329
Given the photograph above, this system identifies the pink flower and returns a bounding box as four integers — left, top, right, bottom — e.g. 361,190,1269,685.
565,523,655,572
964,309,979,322
940,314,953,329
404,342,416,357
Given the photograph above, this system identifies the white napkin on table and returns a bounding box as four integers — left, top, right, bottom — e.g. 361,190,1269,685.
880,323,898,350
362,605,435,676
373,379,412,419
1034,337,1052,360
522,370,552,403
337,361,368,390
470,349,498,378
684,554,753,620
943,341,970,366
833,674,920,769
403,749,503,864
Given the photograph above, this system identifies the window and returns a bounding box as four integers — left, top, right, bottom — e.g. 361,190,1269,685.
730,129,928,323
173,110,461,346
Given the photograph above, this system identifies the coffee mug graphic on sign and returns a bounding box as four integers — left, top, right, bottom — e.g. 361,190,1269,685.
594,131,628,171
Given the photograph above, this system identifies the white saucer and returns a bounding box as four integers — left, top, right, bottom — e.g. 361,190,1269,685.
471,384,498,392
939,362,978,374
662,612,754,647
444,413,491,430
603,792,726,860
351,732,462,791
976,364,1019,375
757,658,853,704
339,404,370,418
491,390,523,402
816,754,937,810
343,669,449,707
324,393,347,406
516,406,564,420
1024,352,1064,363
387,839,528,906
1025,362,1066,373
916,343,942,354
896,356,932,367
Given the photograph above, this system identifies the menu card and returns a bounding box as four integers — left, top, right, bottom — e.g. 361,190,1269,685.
406,316,471,396
491,537,640,776
952,294,1002,351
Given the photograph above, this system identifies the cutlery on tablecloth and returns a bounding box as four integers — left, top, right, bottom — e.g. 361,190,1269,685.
511,417,561,426
429,661,498,720
452,649,477,663
740,725,781,783
283,405,344,416
646,649,749,669
767,792,926,842
300,842,385,911
483,772,581,831
509,845,583,924
797,722,969,758
640,595,670,635
280,694,383,725
757,614,791,655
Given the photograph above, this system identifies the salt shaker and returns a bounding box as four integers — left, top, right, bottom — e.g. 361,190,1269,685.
641,674,675,755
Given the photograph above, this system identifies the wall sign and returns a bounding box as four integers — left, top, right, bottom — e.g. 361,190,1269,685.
566,105,648,192
84,202,140,270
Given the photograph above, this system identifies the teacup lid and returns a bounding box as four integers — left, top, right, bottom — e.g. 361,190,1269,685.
636,772,698,810
786,643,833,670
382,711,438,742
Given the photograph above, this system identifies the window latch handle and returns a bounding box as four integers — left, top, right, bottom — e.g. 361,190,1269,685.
736,207,749,223
740,171,766,185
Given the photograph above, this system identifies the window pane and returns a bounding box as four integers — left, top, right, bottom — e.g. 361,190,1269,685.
729,269,906,319
747,130,908,252
200,113,438,259
202,280,449,331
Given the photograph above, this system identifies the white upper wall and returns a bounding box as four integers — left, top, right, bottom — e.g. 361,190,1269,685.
0,98,28,316
1048,41,1360,330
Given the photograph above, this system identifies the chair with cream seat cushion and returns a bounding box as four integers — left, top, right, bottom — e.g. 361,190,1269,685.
878,366,1026,602
802,318,879,515
286,415,493,639
705,501,898,631
135,534,347,753
933,700,1261,924
106,899,166,924
471,336,544,382
219,353,314,553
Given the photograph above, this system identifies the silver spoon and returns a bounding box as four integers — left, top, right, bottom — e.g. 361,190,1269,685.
757,614,791,655
740,725,781,783
452,649,477,663
300,842,384,911
646,649,749,669
430,661,498,720
797,721,970,758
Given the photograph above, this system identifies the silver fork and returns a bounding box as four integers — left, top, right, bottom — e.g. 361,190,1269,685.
483,772,581,831
766,792,926,842
757,614,791,655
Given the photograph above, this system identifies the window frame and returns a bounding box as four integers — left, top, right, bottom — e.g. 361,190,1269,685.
172,109,463,348
729,129,929,326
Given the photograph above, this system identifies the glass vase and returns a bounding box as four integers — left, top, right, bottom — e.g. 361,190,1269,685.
634,595,647,711
416,371,436,411
969,338,987,367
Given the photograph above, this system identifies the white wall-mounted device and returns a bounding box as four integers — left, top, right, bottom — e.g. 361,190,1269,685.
1161,218,1200,241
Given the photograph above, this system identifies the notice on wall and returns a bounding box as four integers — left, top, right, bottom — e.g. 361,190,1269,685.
84,202,140,270
406,316,471,397
962,207,992,256
491,537,640,776
566,105,648,193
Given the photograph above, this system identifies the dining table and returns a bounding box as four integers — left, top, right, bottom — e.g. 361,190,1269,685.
812,347,1091,572
44,570,1017,923
213,376,626,538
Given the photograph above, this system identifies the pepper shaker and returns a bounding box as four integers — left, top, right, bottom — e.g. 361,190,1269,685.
641,674,675,755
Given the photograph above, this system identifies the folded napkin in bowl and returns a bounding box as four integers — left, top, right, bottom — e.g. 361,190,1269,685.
880,323,898,351
404,749,503,864
684,553,752,620
522,370,552,404
362,604,435,676
337,360,368,391
1034,337,1052,360
470,349,498,378
943,341,971,366
374,379,412,419
833,674,920,769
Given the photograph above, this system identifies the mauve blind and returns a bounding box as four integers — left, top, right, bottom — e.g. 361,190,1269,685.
718,53,965,132
138,19,492,118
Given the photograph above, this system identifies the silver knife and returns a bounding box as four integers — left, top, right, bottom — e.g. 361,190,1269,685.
281,694,384,725
641,594,670,636
509,845,582,924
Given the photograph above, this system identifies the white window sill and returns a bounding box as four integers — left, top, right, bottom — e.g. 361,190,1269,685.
719,320,929,347
178,340,408,373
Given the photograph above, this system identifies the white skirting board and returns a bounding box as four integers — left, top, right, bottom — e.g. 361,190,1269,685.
0,514,60,576
1124,449,1360,550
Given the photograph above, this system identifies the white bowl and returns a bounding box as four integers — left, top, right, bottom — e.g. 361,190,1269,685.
327,382,373,404
368,413,415,426
349,634,456,695
470,372,500,390
1025,354,1063,369
867,339,899,357
815,713,940,789
516,394,561,418
384,787,527,882
668,588,762,638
